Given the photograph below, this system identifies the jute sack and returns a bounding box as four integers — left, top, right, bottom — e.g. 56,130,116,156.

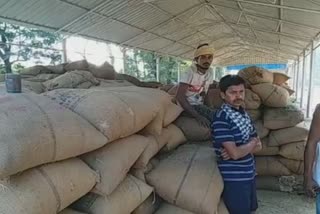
154,203,195,214
64,60,89,72
146,145,224,214
254,138,279,156
132,194,162,214
263,105,304,130
97,79,134,88
273,72,290,85
163,102,183,127
88,61,116,80
45,87,170,142
279,141,305,161
24,73,60,82
204,89,223,109
174,116,211,141
134,130,170,169
255,157,291,176
247,109,261,121
254,120,269,139
22,80,45,94
161,124,187,152
268,122,309,146
251,83,289,107
81,135,148,196
59,208,87,214
256,175,303,193
217,200,229,214
238,66,274,85
44,70,99,91
20,65,58,76
0,158,97,214
278,158,304,175
244,89,261,110
0,93,107,178
72,175,153,214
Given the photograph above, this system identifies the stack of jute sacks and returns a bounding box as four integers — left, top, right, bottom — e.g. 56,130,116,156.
204,66,307,193
0,67,228,214
12,60,161,94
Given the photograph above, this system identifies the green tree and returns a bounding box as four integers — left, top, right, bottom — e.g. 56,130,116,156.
0,22,62,73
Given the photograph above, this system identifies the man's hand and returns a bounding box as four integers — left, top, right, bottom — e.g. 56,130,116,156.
196,115,210,128
304,177,317,198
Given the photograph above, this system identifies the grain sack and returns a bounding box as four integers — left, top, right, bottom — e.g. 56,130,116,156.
244,89,261,110
251,83,289,107
255,157,291,176
278,158,303,175
44,70,99,91
0,93,107,178
160,84,175,92
134,131,170,169
146,145,224,214
132,194,162,214
154,203,195,214
273,72,290,85
282,83,295,96
64,60,89,71
254,138,279,156
81,135,148,196
168,84,178,95
263,105,304,130
247,109,261,121
22,80,45,94
116,73,142,86
256,175,303,193
279,141,305,161
76,81,94,89
161,124,187,152
45,87,170,142
254,120,269,139
72,175,153,214
256,176,281,191
97,79,134,88
88,61,116,80
238,66,274,85
268,123,309,146
24,73,60,82
0,158,97,214
163,102,183,127
174,116,211,141
217,200,229,214
20,65,55,76
205,89,223,109
59,208,87,214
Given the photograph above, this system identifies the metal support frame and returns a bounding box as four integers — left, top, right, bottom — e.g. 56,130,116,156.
307,41,315,118
177,59,181,82
300,51,306,108
295,57,300,99
156,56,160,82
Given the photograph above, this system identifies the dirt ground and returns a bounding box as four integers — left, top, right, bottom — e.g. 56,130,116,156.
257,190,315,214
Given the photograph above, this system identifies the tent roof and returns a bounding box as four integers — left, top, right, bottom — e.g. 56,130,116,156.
1,0,320,65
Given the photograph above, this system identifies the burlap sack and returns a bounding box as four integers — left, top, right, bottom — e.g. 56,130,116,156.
174,116,211,141
0,158,97,214
278,158,304,175
132,194,162,214
263,105,304,130
268,123,309,146
24,73,60,82
154,203,195,214
44,70,99,91
160,84,175,92
72,175,153,214
0,93,107,178
146,145,224,214
97,79,134,88
167,84,178,95
45,87,172,142
217,200,229,214
81,135,148,196
22,80,45,94
281,83,295,96
88,61,116,80
20,65,56,76
256,175,303,193
254,138,279,156
163,102,183,127
247,109,261,121
279,141,305,161
254,120,269,139
273,72,290,85
204,89,223,109
59,208,87,214
64,60,89,72
115,73,141,86
244,89,261,110
251,83,289,107
255,157,291,176
238,66,274,85
161,124,187,152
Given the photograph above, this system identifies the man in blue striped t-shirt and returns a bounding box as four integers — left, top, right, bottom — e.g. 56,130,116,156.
212,75,262,214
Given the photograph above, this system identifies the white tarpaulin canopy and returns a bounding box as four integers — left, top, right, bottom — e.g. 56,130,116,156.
0,0,320,65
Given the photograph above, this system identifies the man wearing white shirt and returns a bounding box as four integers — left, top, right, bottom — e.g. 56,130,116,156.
304,104,320,213
176,43,215,127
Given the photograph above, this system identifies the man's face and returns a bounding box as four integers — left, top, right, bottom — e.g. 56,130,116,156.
221,84,245,108
196,54,213,70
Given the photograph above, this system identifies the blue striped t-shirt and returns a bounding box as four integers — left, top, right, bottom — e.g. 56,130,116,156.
212,103,257,182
